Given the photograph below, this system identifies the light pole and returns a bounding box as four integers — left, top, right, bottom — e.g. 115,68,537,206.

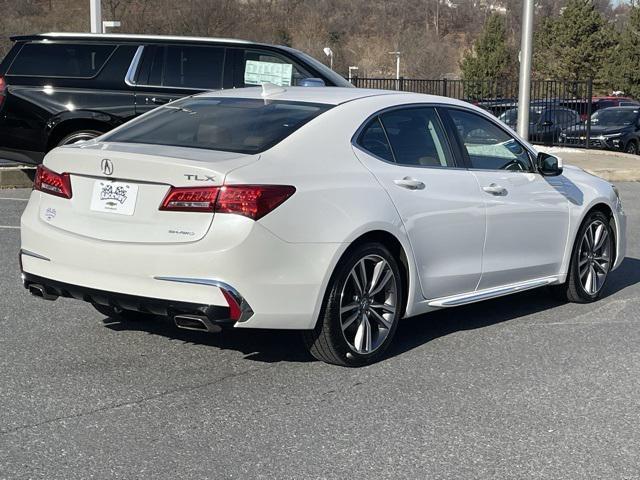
517,0,534,140
89,0,101,33
323,47,334,70
388,51,401,90
348,66,359,83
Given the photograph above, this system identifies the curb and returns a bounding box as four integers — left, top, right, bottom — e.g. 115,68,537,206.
0,166,35,189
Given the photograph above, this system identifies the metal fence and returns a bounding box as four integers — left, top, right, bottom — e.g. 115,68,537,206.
351,77,606,148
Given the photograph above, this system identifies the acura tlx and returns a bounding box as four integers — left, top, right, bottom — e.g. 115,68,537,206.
20,86,626,366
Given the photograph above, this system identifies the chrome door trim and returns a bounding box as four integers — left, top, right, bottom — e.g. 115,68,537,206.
124,45,144,86
427,276,559,307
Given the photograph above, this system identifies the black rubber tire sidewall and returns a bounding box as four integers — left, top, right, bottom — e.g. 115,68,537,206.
567,211,614,302
305,242,403,367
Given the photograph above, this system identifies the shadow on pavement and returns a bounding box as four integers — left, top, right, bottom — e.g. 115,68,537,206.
103,257,640,365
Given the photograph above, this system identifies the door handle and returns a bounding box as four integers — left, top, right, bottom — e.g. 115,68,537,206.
394,177,425,190
149,97,171,105
482,183,508,196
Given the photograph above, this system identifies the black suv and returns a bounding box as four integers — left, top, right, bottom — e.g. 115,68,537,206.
0,32,351,164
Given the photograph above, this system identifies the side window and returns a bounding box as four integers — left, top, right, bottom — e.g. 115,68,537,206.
9,42,115,78
358,117,394,162
162,45,224,89
379,107,455,167
242,50,309,87
447,109,532,172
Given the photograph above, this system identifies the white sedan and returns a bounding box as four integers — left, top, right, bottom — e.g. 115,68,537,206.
20,87,626,366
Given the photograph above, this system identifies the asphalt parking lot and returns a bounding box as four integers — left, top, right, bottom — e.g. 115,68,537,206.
1,185,640,479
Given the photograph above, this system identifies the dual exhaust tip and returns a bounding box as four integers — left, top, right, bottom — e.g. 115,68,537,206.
173,314,222,333
28,284,59,301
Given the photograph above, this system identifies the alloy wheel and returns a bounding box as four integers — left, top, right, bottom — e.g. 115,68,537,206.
339,254,398,354
578,219,611,295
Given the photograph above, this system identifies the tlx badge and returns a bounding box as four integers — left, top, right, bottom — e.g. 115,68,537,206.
184,174,216,181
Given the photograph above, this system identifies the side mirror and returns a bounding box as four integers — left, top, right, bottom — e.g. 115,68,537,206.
299,78,326,87
537,152,563,176
541,120,554,127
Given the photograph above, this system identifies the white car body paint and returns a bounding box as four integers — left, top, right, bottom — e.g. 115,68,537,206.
20,87,627,330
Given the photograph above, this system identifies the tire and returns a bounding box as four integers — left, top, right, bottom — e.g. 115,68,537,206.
57,130,103,147
625,141,638,155
551,210,614,303
92,304,154,322
303,242,403,367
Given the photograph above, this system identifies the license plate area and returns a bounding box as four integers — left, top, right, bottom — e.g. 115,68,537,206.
90,179,138,216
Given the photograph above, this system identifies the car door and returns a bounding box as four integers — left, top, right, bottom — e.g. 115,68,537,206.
442,107,570,290
352,106,486,300
133,44,225,115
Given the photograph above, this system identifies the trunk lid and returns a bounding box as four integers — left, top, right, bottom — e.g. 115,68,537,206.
39,142,259,243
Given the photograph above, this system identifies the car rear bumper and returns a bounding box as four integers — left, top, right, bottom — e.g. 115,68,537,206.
22,271,241,326
20,191,342,330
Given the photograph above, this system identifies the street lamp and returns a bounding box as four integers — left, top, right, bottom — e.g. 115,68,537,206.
388,51,401,90
323,47,334,70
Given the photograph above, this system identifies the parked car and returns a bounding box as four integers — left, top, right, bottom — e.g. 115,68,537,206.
560,96,640,121
498,106,581,144
560,106,640,154
0,32,351,165
20,87,626,366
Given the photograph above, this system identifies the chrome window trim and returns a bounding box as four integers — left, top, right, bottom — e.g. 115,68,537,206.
124,45,144,86
351,102,467,171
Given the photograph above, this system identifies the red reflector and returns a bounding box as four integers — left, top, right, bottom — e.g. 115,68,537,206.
221,289,241,321
34,165,72,199
159,186,220,212
215,185,296,220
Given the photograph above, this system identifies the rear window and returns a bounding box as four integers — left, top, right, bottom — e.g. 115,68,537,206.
102,97,332,154
8,42,115,78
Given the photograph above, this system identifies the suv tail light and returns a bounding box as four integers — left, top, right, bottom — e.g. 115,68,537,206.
0,76,5,108
159,185,295,220
34,165,73,199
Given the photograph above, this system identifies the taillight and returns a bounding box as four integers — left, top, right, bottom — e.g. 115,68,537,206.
216,185,296,220
34,165,73,199
159,186,219,212
0,76,5,108
160,185,295,220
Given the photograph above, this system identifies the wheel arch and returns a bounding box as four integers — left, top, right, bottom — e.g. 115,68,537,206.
46,113,122,151
570,202,618,269
310,228,418,330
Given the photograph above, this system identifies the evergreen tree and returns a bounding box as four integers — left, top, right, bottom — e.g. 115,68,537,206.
461,13,514,81
533,0,614,81
606,6,640,97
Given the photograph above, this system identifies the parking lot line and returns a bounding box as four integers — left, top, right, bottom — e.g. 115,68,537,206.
0,226,20,229
0,197,28,201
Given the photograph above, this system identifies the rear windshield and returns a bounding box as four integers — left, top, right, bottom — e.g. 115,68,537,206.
8,42,116,78
103,97,332,154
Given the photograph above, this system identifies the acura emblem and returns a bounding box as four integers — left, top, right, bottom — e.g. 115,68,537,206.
101,158,114,176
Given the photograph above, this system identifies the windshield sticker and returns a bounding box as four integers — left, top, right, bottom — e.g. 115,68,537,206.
244,60,293,87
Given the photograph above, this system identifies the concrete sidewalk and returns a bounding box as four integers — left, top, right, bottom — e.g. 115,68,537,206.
536,146,640,182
